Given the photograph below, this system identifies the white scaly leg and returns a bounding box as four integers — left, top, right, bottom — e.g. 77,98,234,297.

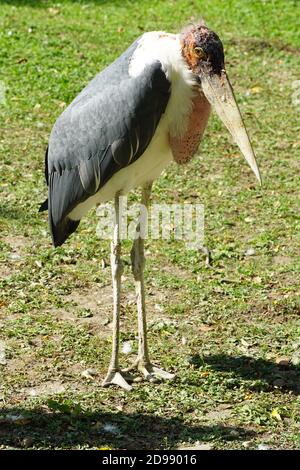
102,193,132,391
126,183,175,382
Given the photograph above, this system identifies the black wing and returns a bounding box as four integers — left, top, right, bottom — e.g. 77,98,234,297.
43,41,171,247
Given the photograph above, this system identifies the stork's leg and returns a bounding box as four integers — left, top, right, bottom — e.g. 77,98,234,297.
126,183,174,382
102,193,132,391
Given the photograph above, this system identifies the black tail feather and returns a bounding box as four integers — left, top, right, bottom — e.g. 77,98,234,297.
51,217,80,247
44,146,49,185
39,199,48,212
41,146,81,246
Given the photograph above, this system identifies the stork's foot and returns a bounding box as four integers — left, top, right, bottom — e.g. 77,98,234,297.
102,369,133,391
140,364,175,383
124,359,175,383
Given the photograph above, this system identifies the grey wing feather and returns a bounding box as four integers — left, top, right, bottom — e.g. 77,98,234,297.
44,40,171,246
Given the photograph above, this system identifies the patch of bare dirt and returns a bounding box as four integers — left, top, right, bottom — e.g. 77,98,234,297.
159,263,192,280
21,381,66,397
246,297,300,321
272,255,293,265
203,404,233,422
0,265,12,280
0,236,31,280
3,235,31,255
53,283,114,336
51,262,192,334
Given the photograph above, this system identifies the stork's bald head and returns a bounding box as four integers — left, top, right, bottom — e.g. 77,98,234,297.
181,23,261,185
181,24,224,76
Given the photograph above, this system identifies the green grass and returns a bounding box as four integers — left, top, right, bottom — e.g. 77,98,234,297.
1,0,300,450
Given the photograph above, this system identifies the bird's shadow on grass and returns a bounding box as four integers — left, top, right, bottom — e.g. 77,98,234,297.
0,407,255,449
190,354,300,395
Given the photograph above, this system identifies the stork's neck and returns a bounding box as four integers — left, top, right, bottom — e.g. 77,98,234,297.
169,92,211,164
129,31,211,162
129,32,198,137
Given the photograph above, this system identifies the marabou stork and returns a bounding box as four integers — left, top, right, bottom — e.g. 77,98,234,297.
40,23,261,391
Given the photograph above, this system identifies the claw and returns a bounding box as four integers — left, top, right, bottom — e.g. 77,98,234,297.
102,370,132,391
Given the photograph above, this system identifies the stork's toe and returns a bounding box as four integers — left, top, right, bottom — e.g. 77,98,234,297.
124,360,175,383
102,369,133,391
148,366,175,380
141,365,175,382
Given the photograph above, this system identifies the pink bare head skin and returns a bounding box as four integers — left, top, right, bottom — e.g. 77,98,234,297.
180,23,225,76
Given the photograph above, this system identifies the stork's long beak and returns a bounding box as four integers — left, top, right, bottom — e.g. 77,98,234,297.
200,69,261,185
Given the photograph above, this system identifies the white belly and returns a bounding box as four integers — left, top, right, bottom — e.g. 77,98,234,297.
69,119,173,221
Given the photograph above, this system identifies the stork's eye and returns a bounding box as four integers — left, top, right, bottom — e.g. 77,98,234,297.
194,47,207,60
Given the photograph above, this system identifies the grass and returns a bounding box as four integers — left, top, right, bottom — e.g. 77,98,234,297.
0,0,300,450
